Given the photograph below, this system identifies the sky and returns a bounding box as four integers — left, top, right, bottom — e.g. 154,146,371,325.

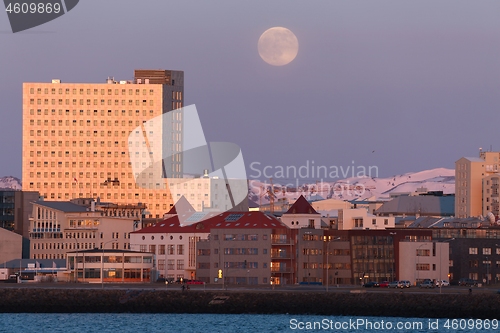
1,0,500,184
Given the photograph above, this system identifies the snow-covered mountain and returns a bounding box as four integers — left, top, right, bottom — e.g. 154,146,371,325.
1,168,455,203
248,168,455,203
0,176,22,190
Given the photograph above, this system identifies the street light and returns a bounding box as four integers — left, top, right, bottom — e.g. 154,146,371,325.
326,236,341,292
101,239,117,289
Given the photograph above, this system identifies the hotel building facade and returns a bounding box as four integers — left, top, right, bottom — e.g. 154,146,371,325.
22,69,184,218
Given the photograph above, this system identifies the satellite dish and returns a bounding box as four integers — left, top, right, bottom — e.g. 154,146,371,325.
486,212,495,224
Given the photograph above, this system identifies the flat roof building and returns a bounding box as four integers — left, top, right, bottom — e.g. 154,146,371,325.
22,70,184,218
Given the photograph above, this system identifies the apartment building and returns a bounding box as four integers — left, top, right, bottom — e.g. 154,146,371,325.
22,69,184,218
455,150,500,218
196,212,291,285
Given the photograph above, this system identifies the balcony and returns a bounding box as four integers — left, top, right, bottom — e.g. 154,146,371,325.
271,267,292,273
271,252,291,259
271,239,291,245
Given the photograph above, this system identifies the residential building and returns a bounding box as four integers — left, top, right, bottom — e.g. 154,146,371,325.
482,174,500,219
130,207,215,282
196,212,291,285
29,200,143,260
22,69,184,218
399,241,450,285
280,195,322,229
455,150,500,218
338,208,395,230
432,226,500,285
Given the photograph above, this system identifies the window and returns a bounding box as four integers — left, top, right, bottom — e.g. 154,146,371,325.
416,263,430,271
354,218,363,228
167,245,174,255
416,249,430,256
469,248,478,255
177,244,184,255
483,248,492,255
177,260,184,270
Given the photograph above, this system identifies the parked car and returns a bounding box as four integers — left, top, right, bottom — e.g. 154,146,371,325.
186,280,204,285
363,281,380,288
436,280,450,287
400,280,411,288
419,281,435,288
388,281,402,288
379,281,390,288
458,278,478,287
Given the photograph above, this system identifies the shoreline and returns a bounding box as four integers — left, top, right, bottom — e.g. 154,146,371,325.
0,288,499,319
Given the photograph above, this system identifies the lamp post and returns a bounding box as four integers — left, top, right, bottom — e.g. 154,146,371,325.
326,237,341,292
101,239,117,289
438,238,454,294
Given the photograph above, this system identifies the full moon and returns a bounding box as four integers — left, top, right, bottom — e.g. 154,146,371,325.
258,27,299,66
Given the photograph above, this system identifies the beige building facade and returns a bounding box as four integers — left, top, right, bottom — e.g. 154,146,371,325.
29,200,142,260
455,151,500,218
22,69,184,218
399,241,450,285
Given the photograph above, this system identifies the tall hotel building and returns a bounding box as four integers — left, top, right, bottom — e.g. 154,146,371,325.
22,69,184,218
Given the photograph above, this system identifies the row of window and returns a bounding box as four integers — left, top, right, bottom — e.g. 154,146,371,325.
29,87,163,95
29,98,156,106
221,234,260,241
29,108,157,118
32,242,130,250
139,244,184,255
28,87,182,100
469,247,500,255
303,262,352,270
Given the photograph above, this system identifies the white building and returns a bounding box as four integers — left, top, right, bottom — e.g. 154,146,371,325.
399,241,450,285
29,200,143,260
130,210,220,281
338,208,395,230
280,196,322,229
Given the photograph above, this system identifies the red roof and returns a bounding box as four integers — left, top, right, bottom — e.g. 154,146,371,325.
285,195,319,215
132,211,288,234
